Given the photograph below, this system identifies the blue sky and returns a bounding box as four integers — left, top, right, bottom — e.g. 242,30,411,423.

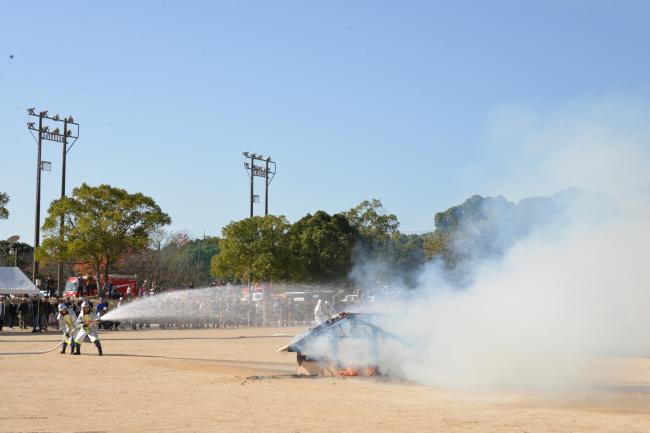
1,1,649,243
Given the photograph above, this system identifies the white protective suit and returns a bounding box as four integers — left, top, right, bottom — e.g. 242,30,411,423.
57,308,78,345
75,310,101,344
314,299,329,325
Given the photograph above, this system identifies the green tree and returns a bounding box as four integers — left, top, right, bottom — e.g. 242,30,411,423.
172,236,220,286
0,241,33,277
211,215,291,283
343,198,399,241
0,192,9,220
288,211,357,282
343,199,403,286
426,195,520,269
423,230,455,264
390,233,428,287
36,183,171,294
116,232,220,288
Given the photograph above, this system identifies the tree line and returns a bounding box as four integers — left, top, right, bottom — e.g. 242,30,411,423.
3,184,556,292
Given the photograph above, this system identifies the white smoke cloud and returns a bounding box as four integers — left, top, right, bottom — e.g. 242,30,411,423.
360,97,650,391
379,196,650,390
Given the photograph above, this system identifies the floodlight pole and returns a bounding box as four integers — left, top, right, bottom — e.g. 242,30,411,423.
244,152,276,218
27,109,79,290
264,159,269,216
32,113,44,284
56,119,68,295
249,154,255,218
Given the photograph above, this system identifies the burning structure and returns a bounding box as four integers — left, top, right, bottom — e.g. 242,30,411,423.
278,312,415,377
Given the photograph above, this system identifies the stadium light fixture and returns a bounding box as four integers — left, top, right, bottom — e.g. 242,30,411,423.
243,151,277,217
26,107,80,292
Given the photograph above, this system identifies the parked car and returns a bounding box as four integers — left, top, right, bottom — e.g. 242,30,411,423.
241,292,264,302
340,294,359,304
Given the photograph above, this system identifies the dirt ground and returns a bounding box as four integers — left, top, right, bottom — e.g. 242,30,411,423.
1,327,649,433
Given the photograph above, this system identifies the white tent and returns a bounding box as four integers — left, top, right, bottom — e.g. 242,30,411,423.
0,267,40,295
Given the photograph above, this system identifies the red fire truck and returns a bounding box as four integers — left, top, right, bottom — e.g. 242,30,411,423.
241,283,265,301
63,274,138,298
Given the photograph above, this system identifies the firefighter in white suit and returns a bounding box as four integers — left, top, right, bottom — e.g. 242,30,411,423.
314,299,330,325
74,301,103,356
57,303,77,354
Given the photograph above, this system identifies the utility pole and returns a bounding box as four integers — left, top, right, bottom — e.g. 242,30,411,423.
242,152,276,217
27,108,79,290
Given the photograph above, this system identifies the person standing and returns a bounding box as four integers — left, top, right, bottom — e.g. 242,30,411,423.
85,278,96,297
97,305,112,330
29,296,42,333
139,280,147,298
45,277,55,297
96,297,108,315
40,298,50,332
18,298,28,329
0,296,5,331
57,303,77,355
76,278,84,298
74,301,103,356
6,298,16,329
314,299,329,325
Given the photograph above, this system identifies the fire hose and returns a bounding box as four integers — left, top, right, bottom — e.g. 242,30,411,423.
0,323,86,356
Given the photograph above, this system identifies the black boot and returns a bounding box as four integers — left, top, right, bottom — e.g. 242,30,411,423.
69,342,76,355
94,340,103,356
74,344,81,355
60,342,67,354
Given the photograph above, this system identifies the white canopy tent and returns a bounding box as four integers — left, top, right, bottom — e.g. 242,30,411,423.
0,267,40,296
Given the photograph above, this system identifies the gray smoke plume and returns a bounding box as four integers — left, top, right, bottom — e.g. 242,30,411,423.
371,190,650,390
343,98,650,390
